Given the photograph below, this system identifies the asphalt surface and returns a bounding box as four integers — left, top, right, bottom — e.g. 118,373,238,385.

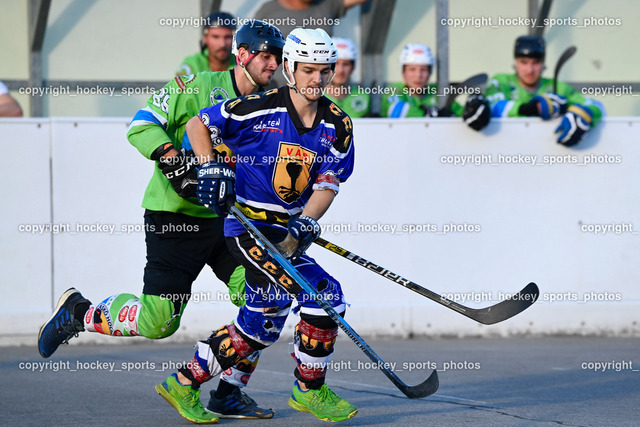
3,336,638,426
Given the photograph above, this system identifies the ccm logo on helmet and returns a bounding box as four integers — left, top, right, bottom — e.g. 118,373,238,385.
314,50,330,54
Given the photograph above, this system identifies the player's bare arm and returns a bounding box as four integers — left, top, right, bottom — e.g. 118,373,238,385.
185,115,216,164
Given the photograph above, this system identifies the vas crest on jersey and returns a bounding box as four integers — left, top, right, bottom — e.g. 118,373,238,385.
273,142,316,203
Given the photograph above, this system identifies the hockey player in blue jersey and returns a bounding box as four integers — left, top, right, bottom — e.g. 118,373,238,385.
155,28,358,423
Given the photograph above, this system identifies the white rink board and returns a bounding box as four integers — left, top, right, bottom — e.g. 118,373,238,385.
1,117,639,342
0,120,52,336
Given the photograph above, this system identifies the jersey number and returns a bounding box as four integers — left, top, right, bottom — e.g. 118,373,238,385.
153,89,170,114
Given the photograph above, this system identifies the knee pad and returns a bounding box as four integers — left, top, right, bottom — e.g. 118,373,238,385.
137,294,186,339
293,319,339,389
300,309,345,331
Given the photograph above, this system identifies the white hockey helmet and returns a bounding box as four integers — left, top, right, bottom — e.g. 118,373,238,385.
333,37,358,62
399,43,434,68
282,28,338,86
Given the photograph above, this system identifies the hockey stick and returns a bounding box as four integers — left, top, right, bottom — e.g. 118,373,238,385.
533,0,553,37
229,206,439,399
443,73,488,110
314,237,539,325
553,46,577,94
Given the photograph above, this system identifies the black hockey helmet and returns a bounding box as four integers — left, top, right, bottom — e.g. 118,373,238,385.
514,35,545,60
232,20,285,59
204,11,236,30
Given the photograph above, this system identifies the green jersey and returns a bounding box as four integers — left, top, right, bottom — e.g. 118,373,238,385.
380,82,463,118
324,85,371,118
484,73,604,125
127,70,242,217
176,49,235,76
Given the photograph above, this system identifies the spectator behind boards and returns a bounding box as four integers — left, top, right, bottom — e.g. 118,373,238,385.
381,43,464,118
482,35,604,146
0,81,23,117
176,11,236,75
254,0,367,87
324,37,370,118
254,0,368,38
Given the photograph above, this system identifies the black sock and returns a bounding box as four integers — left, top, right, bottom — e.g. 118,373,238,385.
73,303,90,329
214,379,239,399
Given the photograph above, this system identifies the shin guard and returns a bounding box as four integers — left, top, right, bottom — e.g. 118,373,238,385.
292,320,338,389
181,324,257,388
83,294,142,336
220,351,261,388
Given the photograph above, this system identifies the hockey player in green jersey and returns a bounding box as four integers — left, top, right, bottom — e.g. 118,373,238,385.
484,35,605,146
381,43,491,130
176,11,236,76
381,43,465,118
324,37,371,118
37,21,285,422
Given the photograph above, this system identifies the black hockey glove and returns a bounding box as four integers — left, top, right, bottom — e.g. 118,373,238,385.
157,148,199,198
421,105,452,117
286,215,321,260
463,94,491,131
554,104,593,147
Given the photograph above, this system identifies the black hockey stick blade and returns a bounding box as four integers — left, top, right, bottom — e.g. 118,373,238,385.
444,73,488,109
230,207,439,399
399,369,439,399
462,282,539,325
314,237,539,325
553,46,577,94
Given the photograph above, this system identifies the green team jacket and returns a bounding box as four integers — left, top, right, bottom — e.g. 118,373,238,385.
325,85,371,118
176,49,235,76
380,82,463,118
127,70,242,217
484,73,604,125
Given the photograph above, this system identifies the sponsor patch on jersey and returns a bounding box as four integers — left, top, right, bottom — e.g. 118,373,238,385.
319,133,336,148
272,142,316,203
210,87,230,105
253,117,282,133
350,96,368,113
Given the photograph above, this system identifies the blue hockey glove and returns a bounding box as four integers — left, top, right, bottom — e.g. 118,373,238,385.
196,161,235,217
286,215,321,260
529,93,568,120
555,104,593,147
519,93,567,120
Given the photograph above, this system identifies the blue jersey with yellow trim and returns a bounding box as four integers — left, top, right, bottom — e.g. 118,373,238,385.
196,87,355,236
